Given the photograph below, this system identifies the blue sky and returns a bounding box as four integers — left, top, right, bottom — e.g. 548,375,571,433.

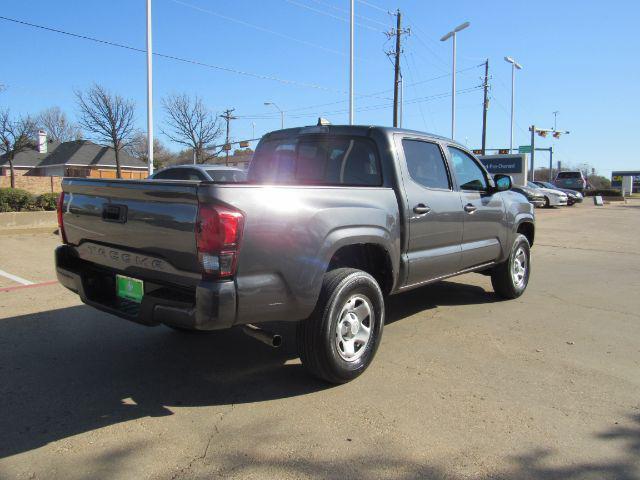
1,0,639,176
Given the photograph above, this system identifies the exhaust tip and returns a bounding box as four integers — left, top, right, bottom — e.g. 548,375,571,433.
242,324,282,348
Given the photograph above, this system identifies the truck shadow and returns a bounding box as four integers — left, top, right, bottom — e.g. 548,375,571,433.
386,279,498,324
0,279,498,458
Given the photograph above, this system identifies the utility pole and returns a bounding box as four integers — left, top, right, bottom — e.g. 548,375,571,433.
481,59,489,155
392,10,402,128
385,10,409,128
349,0,354,125
220,109,237,166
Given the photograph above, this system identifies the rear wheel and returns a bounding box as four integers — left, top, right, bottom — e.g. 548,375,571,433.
296,268,384,384
491,234,531,299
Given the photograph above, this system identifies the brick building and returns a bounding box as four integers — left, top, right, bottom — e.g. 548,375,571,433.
0,131,148,179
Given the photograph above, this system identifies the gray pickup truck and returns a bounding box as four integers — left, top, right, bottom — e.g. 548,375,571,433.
55,125,535,383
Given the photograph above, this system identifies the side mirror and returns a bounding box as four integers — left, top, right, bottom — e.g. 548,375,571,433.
494,174,512,192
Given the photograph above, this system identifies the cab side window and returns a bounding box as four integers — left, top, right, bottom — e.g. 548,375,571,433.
402,139,451,190
448,147,488,191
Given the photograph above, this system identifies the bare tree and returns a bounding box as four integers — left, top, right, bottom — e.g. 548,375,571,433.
38,106,82,143
128,132,176,170
161,94,222,163
75,84,136,178
0,110,37,188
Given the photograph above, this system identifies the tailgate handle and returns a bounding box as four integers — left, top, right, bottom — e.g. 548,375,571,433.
102,204,128,223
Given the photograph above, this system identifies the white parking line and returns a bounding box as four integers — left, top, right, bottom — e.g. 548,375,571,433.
0,269,34,286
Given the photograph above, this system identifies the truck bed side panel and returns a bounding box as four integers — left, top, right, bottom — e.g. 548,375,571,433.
198,185,401,325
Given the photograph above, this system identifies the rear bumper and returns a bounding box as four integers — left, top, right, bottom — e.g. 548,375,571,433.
55,245,236,330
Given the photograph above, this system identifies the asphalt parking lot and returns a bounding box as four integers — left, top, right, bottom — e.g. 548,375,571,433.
1,200,639,480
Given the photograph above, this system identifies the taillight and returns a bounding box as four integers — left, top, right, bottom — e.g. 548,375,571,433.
56,192,67,244
196,203,244,279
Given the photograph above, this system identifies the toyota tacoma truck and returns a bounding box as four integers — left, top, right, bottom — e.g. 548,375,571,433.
55,125,535,384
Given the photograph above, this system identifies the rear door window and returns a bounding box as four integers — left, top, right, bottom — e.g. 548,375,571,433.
248,136,382,186
402,139,451,190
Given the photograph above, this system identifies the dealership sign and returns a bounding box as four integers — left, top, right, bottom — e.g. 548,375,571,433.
479,156,523,174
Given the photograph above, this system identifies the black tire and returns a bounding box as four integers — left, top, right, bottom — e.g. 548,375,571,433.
296,268,385,384
544,196,551,208
491,234,531,299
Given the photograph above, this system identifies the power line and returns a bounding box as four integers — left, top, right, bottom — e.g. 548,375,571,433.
236,64,484,119
357,0,388,14
402,52,429,131
283,86,482,119
306,0,389,27
237,86,481,121
0,15,345,93
171,0,371,61
283,0,380,31
409,26,450,72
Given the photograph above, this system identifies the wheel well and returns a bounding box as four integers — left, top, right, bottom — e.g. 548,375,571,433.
328,243,393,295
517,221,535,246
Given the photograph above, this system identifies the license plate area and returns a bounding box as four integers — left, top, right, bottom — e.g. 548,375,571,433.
116,275,144,303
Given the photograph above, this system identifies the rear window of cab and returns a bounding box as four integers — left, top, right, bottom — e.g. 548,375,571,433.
248,135,382,186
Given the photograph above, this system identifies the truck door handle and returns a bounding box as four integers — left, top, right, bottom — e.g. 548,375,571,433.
464,204,477,214
413,204,431,214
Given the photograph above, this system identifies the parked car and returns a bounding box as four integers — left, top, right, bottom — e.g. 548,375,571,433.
512,185,546,208
527,181,568,207
532,181,583,206
150,165,247,182
55,125,535,384
554,170,587,192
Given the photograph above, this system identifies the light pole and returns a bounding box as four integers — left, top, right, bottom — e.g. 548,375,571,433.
264,102,284,129
504,56,522,153
349,0,354,125
440,21,470,140
146,0,154,175
552,110,559,131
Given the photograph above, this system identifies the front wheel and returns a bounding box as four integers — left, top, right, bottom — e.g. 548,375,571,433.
296,268,385,384
544,196,551,208
491,234,531,299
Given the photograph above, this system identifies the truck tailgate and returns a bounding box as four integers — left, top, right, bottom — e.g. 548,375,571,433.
62,178,201,281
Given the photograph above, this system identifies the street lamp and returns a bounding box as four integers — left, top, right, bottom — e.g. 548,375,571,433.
264,102,284,129
504,56,522,154
146,0,154,175
349,0,354,125
440,21,470,140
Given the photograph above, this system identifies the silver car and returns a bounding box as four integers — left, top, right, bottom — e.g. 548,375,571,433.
527,181,568,207
150,165,247,182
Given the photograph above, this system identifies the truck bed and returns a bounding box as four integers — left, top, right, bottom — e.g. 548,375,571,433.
57,177,401,329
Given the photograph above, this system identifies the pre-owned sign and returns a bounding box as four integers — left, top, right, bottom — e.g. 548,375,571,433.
479,156,523,174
